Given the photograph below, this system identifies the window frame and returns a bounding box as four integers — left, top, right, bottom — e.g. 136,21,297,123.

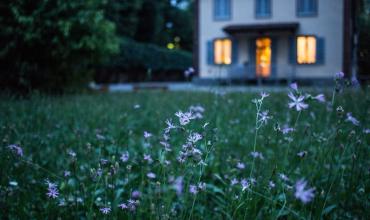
296,0,318,17
296,35,318,65
255,0,272,19
213,38,233,65
213,0,232,21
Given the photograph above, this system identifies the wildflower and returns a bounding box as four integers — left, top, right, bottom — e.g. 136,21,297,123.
96,134,106,141
260,92,270,99
175,111,194,126
231,178,239,186
7,144,23,157
258,111,271,125
345,112,360,126
46,186,59,199
165,119,176,132
294,179,315,204
241,179,250,191
250,151,264,160
279,173,289,182
313,94,326,103
281,126,294,134
297,151,307,158
120,151,129,162
118,203,128,209
189,185,198,194
68,150,76,158
127,199,139,211
334,71,345,79
131,190,141,199
198,182,206,190
64,170,71,177
290,82,298,91
100,207,111,214
100,159,109,165
143,154,153,163
269,181,276,189
288,92,308,111
133,104,140,109
144,131,152,139
187,132,202,143
173,176,184,196
236,162,245,170
147,172,156,179
363,129,370,134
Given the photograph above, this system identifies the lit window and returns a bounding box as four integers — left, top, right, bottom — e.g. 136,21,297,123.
214,39,232,65
297,36,316,64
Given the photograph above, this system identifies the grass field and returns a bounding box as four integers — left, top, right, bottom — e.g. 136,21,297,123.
1,86,369,219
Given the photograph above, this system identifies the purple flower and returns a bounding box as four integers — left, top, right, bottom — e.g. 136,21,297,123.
143,154,153,163
231,178,239,186
165,119,176,132
46,187,59,199
288,92,308,111
250,151,264,160
269,181,276,189
313,94,326,103
127,199,139,211
282,126,294,134
64,170,71,177
345,112,360,126
198,182,206,191
144,131,152,139
7,144,23,157
189,185,198,195
241,179,250,191
297,151,307,158
364,129,370,134
335,72,345,79
100,207,111,214
120,151,129,162
290,82,298,91
236,162,245,170
147,172,156,179
131,190,141,199
175,111,195,126
260,92,270,99
279,173,289,182
258,111,271,125
294,179,315,204
187,132,202,143
118,203,127,209
173,176,184,196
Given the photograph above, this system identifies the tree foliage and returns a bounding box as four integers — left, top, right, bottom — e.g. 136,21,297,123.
0,0,119,93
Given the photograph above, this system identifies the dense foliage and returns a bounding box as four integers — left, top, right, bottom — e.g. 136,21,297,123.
96,39,192,83
0,0,119,93
1,83,369,219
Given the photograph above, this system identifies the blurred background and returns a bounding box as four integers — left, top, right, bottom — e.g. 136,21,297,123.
0,0,369,93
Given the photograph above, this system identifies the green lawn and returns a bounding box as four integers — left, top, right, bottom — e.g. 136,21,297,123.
1,89,369,219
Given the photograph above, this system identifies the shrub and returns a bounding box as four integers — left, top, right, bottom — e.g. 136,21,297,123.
95,39,192,83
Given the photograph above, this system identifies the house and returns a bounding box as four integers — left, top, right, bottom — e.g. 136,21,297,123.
193,0,355,84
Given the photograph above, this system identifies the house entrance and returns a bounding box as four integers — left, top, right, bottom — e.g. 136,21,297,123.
256,37,271,78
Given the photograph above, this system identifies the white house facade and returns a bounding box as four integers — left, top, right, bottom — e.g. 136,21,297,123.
194,0,353,83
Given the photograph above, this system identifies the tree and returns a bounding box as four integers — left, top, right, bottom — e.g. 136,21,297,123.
0,0,119,93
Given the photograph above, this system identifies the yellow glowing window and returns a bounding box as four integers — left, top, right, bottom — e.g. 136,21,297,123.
297,36,316,64
214,39,232,65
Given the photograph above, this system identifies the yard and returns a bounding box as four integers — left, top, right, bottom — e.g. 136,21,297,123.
1,86,369,219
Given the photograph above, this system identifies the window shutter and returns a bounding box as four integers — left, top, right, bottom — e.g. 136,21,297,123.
207,40,215,65
271,37,278,78
214,0,220,18
288,36,296,64
249,38,256,75
316,37,325,64
232,38,238,64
